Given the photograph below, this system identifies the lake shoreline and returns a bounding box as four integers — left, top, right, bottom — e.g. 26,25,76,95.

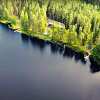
0,20,99,67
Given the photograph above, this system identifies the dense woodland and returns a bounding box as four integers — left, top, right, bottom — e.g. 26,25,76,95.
0,0,100,65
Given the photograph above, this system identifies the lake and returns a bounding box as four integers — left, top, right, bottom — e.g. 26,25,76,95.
0,24,100,100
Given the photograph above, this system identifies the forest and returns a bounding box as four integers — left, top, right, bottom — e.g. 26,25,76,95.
0,0,100,65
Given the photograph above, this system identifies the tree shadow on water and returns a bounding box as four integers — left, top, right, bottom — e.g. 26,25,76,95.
89,56,100,73
74,52,86,64
21,34,87,64
30,36,46,52
21,34,100,70
50,43,64,55
21,34,30,47
63,46,75,59
63,46,87,64
21,34,47,52
21,34,65,55
0,23,12,32
21,34,100,73
90,63,100,73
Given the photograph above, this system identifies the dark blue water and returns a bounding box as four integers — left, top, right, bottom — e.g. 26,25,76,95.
0,24,100,100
